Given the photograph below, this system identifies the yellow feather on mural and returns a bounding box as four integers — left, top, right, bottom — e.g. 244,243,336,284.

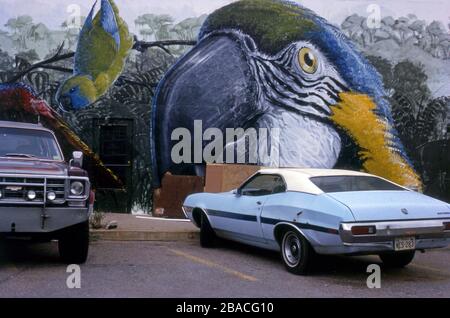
331,92,422,191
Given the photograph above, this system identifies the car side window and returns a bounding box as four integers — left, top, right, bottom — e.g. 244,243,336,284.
240,174,286,197
272,176,287,194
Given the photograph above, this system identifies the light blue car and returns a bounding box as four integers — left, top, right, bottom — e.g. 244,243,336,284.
183,168,450,275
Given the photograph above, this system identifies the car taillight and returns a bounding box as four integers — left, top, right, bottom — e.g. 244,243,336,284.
444,222,450,231
351,225,377,235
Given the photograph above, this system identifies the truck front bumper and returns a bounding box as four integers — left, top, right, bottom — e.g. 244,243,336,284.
0,206,89,234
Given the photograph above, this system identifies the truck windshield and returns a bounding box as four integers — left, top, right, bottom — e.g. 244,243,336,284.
0,127,63,161
310,175,404,193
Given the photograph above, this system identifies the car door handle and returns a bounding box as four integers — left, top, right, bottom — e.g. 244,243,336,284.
256,201,262,205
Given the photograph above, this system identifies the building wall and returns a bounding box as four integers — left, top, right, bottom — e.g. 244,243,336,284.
0,0,449,212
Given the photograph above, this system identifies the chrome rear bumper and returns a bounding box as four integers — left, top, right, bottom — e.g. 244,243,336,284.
335,218,450,254
340,218,450,244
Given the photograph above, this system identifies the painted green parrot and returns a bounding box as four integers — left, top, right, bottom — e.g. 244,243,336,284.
56,0,133,111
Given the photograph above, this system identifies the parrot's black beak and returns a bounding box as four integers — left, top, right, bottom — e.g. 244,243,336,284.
151,34,260,187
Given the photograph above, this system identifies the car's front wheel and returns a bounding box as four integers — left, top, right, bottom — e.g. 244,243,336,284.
58,221,89,264
281,230,314,275
379,251,415,268
200,212,216,248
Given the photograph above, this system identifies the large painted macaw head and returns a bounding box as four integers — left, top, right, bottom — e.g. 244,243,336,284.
56,75,97,111
152,0,422,189
198,0,389,119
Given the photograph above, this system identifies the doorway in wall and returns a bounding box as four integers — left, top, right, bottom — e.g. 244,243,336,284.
93,118,133,213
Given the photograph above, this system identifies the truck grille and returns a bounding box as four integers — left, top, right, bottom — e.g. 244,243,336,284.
0,176,66,205
46,179,66,202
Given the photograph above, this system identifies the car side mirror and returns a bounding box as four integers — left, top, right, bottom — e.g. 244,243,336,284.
233,189,242,196
72,151,83,168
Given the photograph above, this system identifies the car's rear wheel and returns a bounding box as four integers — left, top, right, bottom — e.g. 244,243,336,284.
200,212,215,248
379,251,415,268
281,230,314,275
58,221,89,264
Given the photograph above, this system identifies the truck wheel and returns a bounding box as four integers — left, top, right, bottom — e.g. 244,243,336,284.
281,230,315,275
379,251,415,268
58,221,89,264
200,213,215,248
0,240,6,259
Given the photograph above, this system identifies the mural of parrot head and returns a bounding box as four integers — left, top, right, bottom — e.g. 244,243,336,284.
152,0,422,189
56,0,133,111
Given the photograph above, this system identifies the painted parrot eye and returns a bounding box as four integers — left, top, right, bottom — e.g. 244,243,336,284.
70,87,76,93
298,47,318,74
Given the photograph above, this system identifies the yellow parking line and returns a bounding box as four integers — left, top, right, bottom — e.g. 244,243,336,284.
168,248,258,282
410,263,450,276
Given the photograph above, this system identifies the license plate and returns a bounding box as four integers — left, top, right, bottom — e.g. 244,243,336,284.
394,237,416,251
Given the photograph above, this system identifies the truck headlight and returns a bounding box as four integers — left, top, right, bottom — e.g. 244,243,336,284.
70,181,84,196
27,190,37,200
47,191,56,201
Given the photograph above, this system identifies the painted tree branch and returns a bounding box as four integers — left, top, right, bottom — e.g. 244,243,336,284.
116,76,158,89
7,44,74,83
7,39,197,83
132,39,197,53
39,65,73,73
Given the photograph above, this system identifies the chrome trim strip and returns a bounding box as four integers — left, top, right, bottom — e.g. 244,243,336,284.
342,217,450,224
0,173,88,180
343,241,394,248
181,206,191,219
273,221,313,246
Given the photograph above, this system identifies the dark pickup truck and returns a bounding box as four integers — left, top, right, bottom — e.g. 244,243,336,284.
0,120,94,263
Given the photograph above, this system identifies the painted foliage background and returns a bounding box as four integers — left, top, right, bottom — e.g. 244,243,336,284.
0,0,448,213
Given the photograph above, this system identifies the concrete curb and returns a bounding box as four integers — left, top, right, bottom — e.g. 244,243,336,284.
90,230,199,242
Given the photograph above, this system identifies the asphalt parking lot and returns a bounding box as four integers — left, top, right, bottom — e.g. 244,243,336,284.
0,239,449,298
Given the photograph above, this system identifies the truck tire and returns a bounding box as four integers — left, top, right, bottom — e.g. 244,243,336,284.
58,221,89,264
0,240,6,259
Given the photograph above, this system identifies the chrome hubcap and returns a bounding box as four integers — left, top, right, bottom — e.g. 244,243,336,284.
283,232,301,267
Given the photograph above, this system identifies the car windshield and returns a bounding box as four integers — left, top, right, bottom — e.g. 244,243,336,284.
0,127,63,161
310,175,404,193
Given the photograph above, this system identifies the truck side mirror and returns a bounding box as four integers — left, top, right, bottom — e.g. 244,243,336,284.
72,151,84,168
